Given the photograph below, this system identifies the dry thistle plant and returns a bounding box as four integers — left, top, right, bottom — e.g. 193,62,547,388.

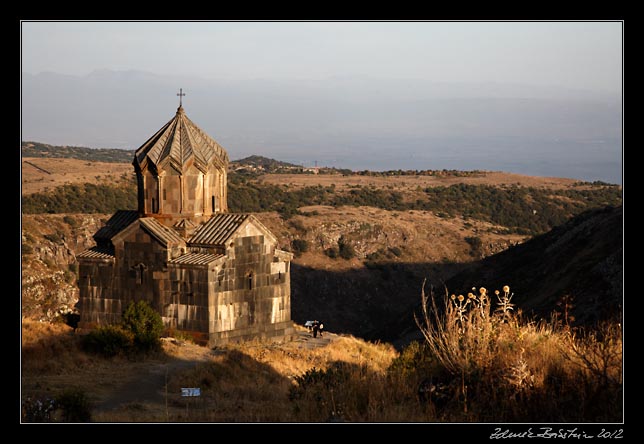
414,280,504,377
495,285,515,320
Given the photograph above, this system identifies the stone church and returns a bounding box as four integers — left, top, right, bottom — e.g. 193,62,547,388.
76,100,294,346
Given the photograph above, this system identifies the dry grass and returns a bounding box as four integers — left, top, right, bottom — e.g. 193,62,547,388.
163,332,400,422
22,290,622,423
415,283,623,422
22,157,133,195
21,319,167,412
258,172,581,192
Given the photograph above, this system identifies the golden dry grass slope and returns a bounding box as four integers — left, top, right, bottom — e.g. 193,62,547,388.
22,300,622,423
22,157,133,195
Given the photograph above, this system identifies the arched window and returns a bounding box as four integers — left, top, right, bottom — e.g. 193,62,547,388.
212,196,216,213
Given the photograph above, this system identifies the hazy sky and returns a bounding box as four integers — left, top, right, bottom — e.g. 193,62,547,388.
21,21,622,93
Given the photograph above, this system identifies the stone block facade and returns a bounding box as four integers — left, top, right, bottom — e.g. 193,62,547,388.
77,104,294,347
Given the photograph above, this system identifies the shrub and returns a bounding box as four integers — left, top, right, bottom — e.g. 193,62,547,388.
289,219,307,233
291,239,309,256
338,236,355,260
324,247,339,259
22,244,33,255
55,388,92,422
44,233,63,244
82,324,134,357
414,281,623,421
122,300,164,352
465,236,483,258
388,340,434,379
63,215,79,228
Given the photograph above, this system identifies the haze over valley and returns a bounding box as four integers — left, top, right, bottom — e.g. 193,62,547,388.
21,70,622,184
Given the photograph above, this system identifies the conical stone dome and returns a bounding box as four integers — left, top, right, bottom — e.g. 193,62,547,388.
133,104,229,225
134,106,229,174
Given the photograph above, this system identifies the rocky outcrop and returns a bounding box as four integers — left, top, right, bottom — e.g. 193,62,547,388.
21,214,106,321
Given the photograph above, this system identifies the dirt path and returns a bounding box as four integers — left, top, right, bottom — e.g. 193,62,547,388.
95,359,198,411
292,329,336,350
95,332,338,412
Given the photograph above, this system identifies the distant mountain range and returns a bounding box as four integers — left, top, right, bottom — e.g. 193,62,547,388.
21,70,622,183
21,141,302,171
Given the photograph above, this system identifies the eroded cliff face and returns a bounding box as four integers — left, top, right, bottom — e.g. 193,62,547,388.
21,214,107,321
21,209,525,333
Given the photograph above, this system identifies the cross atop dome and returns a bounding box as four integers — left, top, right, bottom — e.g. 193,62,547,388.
177,88,186,110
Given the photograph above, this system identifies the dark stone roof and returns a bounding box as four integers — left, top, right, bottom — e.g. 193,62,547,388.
133,106,229,174
139,217,186,246
93,210,139,243
77,245,115,261
188,213,250,246
168,252,225,266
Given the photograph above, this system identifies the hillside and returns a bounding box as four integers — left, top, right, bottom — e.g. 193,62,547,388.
21,207,523,327
21,146,622,335
371,205,623,345
23,157,621,236
231,155,301,172
22,141,135,163
20,147,622,424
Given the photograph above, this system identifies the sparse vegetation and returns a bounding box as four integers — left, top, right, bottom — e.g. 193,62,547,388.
22,164,620,237
338,236,356,260
121,300,165,352
22,289,622,423
20,146,622,422
82,324,134,357
324,246,339,259
55,388,93,422
291,239,309,257
22,141,134,163
22,182,137,214
465,235,483,258
82,301,164,356
413,282,622,421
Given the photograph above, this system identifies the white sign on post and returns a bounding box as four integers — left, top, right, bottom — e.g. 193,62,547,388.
181,387,201,397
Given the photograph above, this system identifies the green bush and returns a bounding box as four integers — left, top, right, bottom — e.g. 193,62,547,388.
22,182,137,214
388,340,435,379
82,324,134,357
122,300,164,352
55,388,92,422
